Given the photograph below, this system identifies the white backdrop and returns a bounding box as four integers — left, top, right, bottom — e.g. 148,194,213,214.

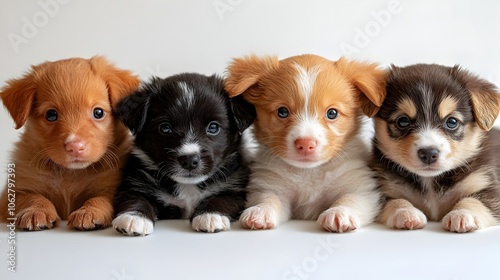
1,1,500,279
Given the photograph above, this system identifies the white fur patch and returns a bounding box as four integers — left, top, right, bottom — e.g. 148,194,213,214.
112,212,154,236
245,135,380,227
413,128,452,176
293,64,321,100
192,213,230,232
317,206,360,233
179,143,201,155
156,184,209,218
171,175,208,185
178,82,194,108
240,205,279,230
385,207,427,230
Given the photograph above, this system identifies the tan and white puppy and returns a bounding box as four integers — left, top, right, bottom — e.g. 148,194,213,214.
225,54,385,232
373,64,500,233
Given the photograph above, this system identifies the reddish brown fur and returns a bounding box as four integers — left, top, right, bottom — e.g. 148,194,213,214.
0,56,139,230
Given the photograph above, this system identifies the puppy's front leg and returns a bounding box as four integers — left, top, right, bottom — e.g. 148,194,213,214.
378,198,427,230
191,190,246,233
318,191,380,233
7,192,60,231
240,191,288,230
112,194,157,236
67,196,113,230
442,197,497,233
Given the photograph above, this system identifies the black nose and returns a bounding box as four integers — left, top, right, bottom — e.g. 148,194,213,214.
178,154,200,170
417,148,440,164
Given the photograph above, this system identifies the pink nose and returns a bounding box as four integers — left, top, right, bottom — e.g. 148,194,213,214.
294,138,317,155
65,141,86,157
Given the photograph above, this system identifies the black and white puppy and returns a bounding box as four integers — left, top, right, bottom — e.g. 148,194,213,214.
372,64,500,233
112,73,255,236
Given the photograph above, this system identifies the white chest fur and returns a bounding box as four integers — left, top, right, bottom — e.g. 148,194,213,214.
155,184,211,218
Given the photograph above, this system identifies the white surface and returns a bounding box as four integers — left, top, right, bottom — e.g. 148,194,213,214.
0,0,499,279
1,221,499,280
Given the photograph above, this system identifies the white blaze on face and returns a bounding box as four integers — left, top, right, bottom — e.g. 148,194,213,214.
178,81,195,109
283,64,326,168
179,143,201,155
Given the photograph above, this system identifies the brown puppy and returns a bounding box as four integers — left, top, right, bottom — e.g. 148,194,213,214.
372,64,500,233
0,56,139,230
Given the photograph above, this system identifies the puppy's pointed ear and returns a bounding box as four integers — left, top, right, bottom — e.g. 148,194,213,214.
224,55,279,100
116,78,160,135
0,65,42,129
90,56,140,111
451,66,500,131
335,58,386,117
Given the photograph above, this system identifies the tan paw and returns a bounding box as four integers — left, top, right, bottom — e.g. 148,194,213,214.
68,206,112,230
240,205,278,230
16,208,60,231
386,207,427,230
318,206,359,233
442,209,480,233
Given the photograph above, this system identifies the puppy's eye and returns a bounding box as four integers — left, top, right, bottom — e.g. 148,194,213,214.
159,123,173,134
207,122,220,135
93,108,105,119
277,107,289,118
326,108,338,120
396,116,411,128
445,117,459,130
45,109,58,122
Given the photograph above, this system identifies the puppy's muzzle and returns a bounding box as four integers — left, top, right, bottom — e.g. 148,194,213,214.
178,154,200,171
417,147,440,164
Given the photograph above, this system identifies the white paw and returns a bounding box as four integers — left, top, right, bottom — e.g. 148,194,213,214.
240,205,278,230
112,212,154,236
442,209,480,233
191,213,230,233
386,207,427,230
317,206,360,233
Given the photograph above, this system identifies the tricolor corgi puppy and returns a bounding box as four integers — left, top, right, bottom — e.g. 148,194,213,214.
372,64,500,232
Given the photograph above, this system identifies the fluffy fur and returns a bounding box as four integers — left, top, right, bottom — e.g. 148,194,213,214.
0,56,139,230
225,54,385,232
372,64,500,232
112,73,255,236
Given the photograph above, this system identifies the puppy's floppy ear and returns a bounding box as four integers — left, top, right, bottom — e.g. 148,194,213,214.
335,57,386,117
116,78,161,135
0,65,42,129
229,95,256,132
451,66,500,131
89,56,140,111
224,55,279,100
